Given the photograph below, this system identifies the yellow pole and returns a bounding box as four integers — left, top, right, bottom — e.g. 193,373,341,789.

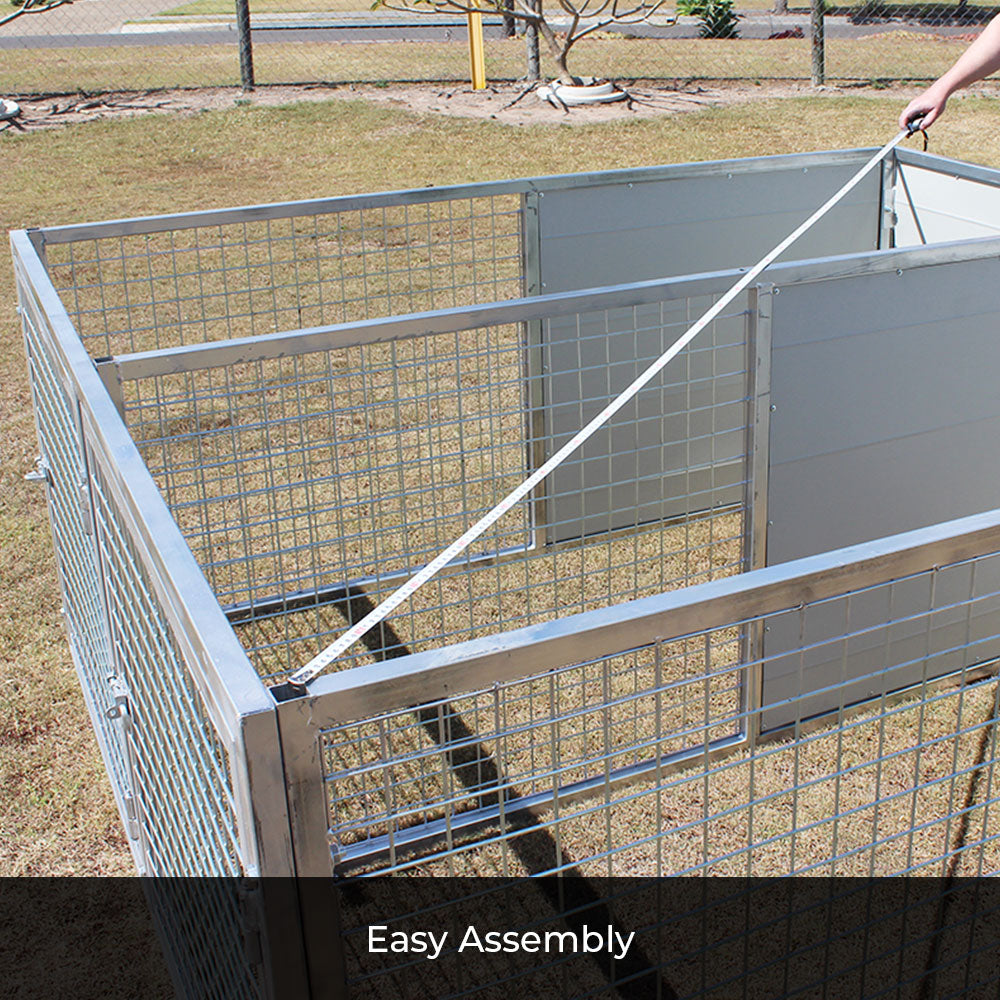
467,0,486,90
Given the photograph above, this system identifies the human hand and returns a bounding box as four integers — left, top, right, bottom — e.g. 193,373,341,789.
898,88,949,131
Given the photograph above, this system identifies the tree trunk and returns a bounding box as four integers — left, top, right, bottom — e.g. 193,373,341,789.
810,0,825,86
525,0,540,79
534,9,577,84
502,0,515,37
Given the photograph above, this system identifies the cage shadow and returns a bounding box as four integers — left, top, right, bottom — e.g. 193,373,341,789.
332,584,678,1000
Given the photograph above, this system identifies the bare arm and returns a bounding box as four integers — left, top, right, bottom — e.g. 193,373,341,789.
899,13,1000,129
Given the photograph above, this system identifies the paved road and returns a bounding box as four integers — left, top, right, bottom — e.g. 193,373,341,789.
0,4,985,47
1,0,182,37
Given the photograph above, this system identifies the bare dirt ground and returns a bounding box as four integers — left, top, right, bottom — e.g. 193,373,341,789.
1,78,934,132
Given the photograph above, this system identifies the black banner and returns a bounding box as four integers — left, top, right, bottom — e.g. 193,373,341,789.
3,877,1000,999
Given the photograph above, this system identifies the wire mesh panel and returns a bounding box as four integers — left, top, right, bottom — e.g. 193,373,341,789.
262,515,1000,997
14,251,129,816
542,293,750,543
330,874,1000,1000
85,440,245,876
114,282,751,684
40,194,524,359
321,628,745,872
13,228,293,998
319,556,1000,881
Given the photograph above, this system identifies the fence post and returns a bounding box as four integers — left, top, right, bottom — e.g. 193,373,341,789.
526,0,540,81
810,0,825,86
236,0,255,91
502,0,515,36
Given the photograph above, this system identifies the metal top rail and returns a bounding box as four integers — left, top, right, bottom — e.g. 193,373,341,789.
26,148,878,245
298,504,1000,722
101,232,1000,382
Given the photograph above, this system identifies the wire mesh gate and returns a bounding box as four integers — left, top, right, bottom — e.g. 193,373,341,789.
13,149,1000,999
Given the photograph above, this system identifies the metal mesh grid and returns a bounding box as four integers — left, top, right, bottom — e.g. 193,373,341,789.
145,880,265,1000
42,195,523,358
86,444,245,878
5,5,1000,97
323,628,744,869
16,282,127,797
16,233,273,996
119,294,749,682
324,550,1000,883
333,875,1000,1000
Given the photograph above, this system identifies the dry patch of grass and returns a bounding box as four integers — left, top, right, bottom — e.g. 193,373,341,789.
0,32,992,99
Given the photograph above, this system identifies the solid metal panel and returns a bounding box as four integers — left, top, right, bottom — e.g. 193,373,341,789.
762,256,1000,730
535,161,882,294
536,160,880,543
894,163,1000,247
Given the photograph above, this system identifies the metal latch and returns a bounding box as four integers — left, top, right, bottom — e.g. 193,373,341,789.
105,675,141,841
24,456,50,486
78,479,93,535
105,674,131,731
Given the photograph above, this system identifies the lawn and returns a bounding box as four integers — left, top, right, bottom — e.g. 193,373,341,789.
4,87,1000,879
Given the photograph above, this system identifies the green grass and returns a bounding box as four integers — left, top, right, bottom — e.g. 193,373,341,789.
5,90,1000,877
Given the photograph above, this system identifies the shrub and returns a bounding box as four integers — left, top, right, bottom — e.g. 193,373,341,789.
699,0,739,38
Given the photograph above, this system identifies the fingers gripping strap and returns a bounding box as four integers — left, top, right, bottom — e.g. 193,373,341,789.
289,133,911,688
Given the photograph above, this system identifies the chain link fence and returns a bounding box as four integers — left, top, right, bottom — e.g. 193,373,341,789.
0,0,995,97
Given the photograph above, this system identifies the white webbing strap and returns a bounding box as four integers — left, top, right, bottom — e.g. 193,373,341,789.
289,134,910,687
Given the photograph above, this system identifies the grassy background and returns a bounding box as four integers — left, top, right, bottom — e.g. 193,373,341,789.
0,34,979,97
4,88,1000,877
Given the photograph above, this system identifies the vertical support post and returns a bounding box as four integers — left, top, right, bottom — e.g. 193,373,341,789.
742,284,773,745
879,150,898,250
236,0,255,91
525,0,541,81
239,709,314,999
521,192,549,550
275,695,350,1000
810,0,825,87
467,0,487,90
95,359,127,421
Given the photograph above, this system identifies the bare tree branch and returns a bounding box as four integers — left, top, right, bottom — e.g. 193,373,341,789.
0,0,74,29
372,0,665,84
